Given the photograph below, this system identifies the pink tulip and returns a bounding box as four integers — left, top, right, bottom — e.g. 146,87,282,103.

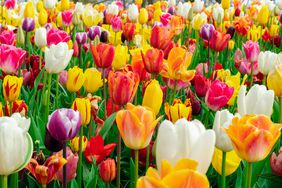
160,13,171,26
243,40,260,63
5,0,16,9
0,44,26,74
111,16,122,32
47,28,70,46
62,11,73,26
270,147,282,176
59,71,68,86
0,30,16,45
205,80,234,111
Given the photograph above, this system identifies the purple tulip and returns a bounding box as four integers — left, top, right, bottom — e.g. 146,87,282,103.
168,6,175,15
22,18,35,32
87,26,101,40
200,23,215,41
226,26,235,39
75,32,87,45
47,108,81,141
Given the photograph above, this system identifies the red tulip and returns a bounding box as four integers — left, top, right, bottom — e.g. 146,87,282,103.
132,51,151,81
141,48,164,74
0,30,16,45
4,0,16,9
90,43,115,68
150,26,174,50
99,158,116,183
62,11,73,26
4,100,28,116
193,73,211,97
122,23,135,41
209,30,230,52
47,28,70,46
270,147,282,176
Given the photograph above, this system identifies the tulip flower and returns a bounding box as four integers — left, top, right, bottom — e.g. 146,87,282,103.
226,115,281,162
0,30,16,45
267,64,282,97
62,10,73,26
210,30,231,52
24,1,35,18
70,136,88,153
0,115,33,175
139,8,148,24
205,80,234,111
116,103,161,150
22,18,35,32
35,27,47,48
200,24,215,41
108,70,139,106
237,85,274,117
257,5,269,25
112,45,129,70
270,147,282,176
99,158,116,183
66,66,85,93
193,73,211,97
176,2,191,19
137,159,210,188
47,28,70,46
127,4,139,22
4,100,28,117
4,0,16,9
84,134,116,164
38,9,48,26
164,99,192,123
193,0,204,13
16,26,25,46
91,43,115,69
142,80,163,115
111,16,122,32
122,23,135,42
191,12,207,31
156,119,216,173
212,148,241,176
43,0,56,9
55,147,79,183
83,68,103,93
26,155,67,187
0,44,26,74
221,0,230,9
44,42,73,74
2,75,23,102
87,26,101,40
243,40,260,63
71,98,91,126
150,26,174,52
141,48,164,75
258,51,282,75
212,4,224,24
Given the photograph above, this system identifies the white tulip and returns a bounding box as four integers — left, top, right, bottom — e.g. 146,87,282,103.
74,2,84,15
265,0,275,13
213,110,234,152
127,4,139,22
176,2,191,19
43,0,57,9
258,51,282,75
156,119,215,174
212,4,224,23
176,2,183,17
193,0,204,13
11,113,31,133
0,116,33,175
107,3,119,16
44,42,73,74
237,85,275,117
35,27,47,48
277,0,282,10
168,0,176,7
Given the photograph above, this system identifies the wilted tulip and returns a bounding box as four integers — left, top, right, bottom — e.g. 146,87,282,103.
270,147,282,176
2,75,23,102
99,158,116,183
91,43,115,68
72,98,91,126
22,18,35,32
35,27,47,48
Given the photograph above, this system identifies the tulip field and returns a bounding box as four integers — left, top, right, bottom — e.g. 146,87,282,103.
2,0,282,187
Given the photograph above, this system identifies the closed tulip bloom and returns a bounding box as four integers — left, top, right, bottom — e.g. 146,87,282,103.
127,4,139,22
75,32,87,45
35,27,47,48
16,27,25,46
83,68,103,93
111,16,122,32
66,66,85,93
99,158,116,183
269,25,280,37
22,18,35,32
139,8,148,24
150,26,173,51
191,12,207,31
0,115,33,175
165,99,192,123
45,42,73,74
226,26,235,39
243,40,260,63
205,80,234,111
221,0,230,9
212,148,241,176
213,109,234,152
176,2,191,19
112,45,129,70
258,51,282,75
123,23,135,42
62,11,73,26
192,0,204,13
142,80,163,115
270,147,282,176
226,115,281,162
82,6,103,28
47,109,81,141
141,48,163,74
212,4,224,23
156,119,215,173
87,26,101,40
43,0,56,9
24,1,35,18
3,75,23,102
116,103,161,150
70,136,88,153
193,73,211,97
267,64,282,97
39,8,48,26
200,24,215,41
210,30,231,52
0,44,26,74
228,40,235,50
61,0,70,11
0,30,16,45
257,5,269,25
91,43,115,68
108,70,139,106
238,85,274,116
72,98,91,126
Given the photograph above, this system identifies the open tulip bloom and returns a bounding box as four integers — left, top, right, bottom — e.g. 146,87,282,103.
2,0,282,188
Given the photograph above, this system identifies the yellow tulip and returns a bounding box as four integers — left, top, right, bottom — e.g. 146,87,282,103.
82,7,103,28
66,66,85,93
70,136,88,152
153,8,162,22
269,24,279,37
221,0,230,10
83,68,103,93
212,148,241,176
142,80,163,115
228,40,235,50
247,26,261,42
3,75,23,102
39,8,48,26
24,1,35,18
61,0,70,11
192,12,207,31
139,8,148,25
72,98,91,126
112,45,129,70
36,1,44,12
267,64,282,96
257,5,269,25
135,0,143,5
165,99,192,123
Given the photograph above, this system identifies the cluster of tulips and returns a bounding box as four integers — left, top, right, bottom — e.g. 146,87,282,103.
2,0,282,187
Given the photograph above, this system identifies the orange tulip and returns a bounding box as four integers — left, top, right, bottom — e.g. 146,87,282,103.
108,70,139,106
122,23,135,41
226,115,282,162
209,30,231,52
90,43,115,68
161,47,195,82
116,103,161,150
131,51,149,81
150,26,174,51
170,16,184,35
141,48,164,75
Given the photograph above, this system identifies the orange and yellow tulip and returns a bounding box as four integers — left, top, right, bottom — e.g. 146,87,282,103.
90,43,115,68
141,48,164,75
72,98,91,126
165,99,192,123
70,136,88,153
3,75,23,102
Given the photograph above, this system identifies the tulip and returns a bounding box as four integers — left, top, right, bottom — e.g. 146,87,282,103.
87,26,101,40
70,136,88,153
176,2,191,19
141,48,163,74
150,26,173,51
116,103,161,150
212,148,241,176
112,45,129,70
269,24,279,38
83,68,103,93
43,0,56,9
221,0,230,9
99,158,116,183
226,26,235,39
44,42,73,74
142,80,163,115
111,16,122,32
47,28,70,46
39,8,48,26
243,40,260,63
213,110,234,152
210,30,231,52
212,4,224,24
16,26,25,46
55,147,79,183
193,73,211,97
127,4,139,22
257,5,269,25
84,134,116,164
270,147,282,176
205,80,234,111
72,98,91,126
106,3,119,16
0,115,33,175
191,12,207,31
61,0,70,11
90,43,115,68
226,115,281,162
192,0,204,13
0,30,16,45
122,23,135,42
4,0,16,9
22,18,35,32
258,51,282,75
165,99,192,123
4,100,28,117
100,31,109,43
75,32,87,45
108,70,139,106
267,64,282,97
200,24,215,41
139,8,148,24
62,11,73,26
156,119,215,173
82,6,103,28
24,1,35,18
0,44,26,74
3,75,23,102
228,40,235,50
35,27,47,48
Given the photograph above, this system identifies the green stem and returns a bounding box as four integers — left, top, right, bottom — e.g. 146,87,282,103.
39,49,42,69
102,68,107,119
134,150,139,186
1,175,7,188
245,162,252,188
107,182,110,188
10,173,18,188
262,74,267,86
169,81,177,105
116,133,121,188
221,151,226,188
250,61,254,87
46,74,52,122
279,97,282,124
145,145,150,171
9,101,12,116
77,127,83,188
56,74,59,109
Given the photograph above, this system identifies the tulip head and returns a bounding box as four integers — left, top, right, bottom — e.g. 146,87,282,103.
3,75,23,102
22,18,35,32
62,10,73,26
243,40,260,63
91,43,115,68
66,66,85,93
200,24,215,41
193,73,211,97
257,5,269,25
139,8,148,24
24,1,35,18
83,68,103,93
267,64,282,97
70,136,88,153
111,16,122,32
35,27,47,48
270,147,282,176
141,48,164,74
87,26,101,40
39,8,48,26
99,158,116,183
75,32,87,45
210,30,231,52
72,98,91,126
165,99,192,123
112,45,129,70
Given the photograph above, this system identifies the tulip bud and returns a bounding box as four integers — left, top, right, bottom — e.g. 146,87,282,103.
72,98,91,125
72,11,80,25
99,159,116,183
226,26,235,39
168,6,175,15
267,64,282,96
270,147,282,176
127,4,139,22
139,8,148,25
59,71,68,86
200,23,215,41
35,27,47,48
66,66,85,93
243,40,260,63
16,26,25,46
193,73,210,97
221,0,230,9
188,7,193,21
75,32,87,45
228,40,235,50
70,136,88,153
24,1,35,18
83,68,103,93
187,90,202,116
39,8,48,26
61,0,70,11
111,16,122,32
257,5,269,25
37,1,44,12
22,18,35,32
3,75,23,102
88,26,101,40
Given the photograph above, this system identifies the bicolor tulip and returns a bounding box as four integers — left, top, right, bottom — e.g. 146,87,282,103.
111,16,122,32
164,99,192,123
72,98,91,126
122,23,135,42
270,147,282,176
83,68,103,93
156,119,216,173
87,26,101,40
91,43,115,68
99,158,116,183
141,48,164,75
3,75,23,102
0,30,16,45
243,40,260,63
22,18,35,32
267,64,282,97
112,45,129,70
191,12,207,31
150,26,174,52
237,85,274,116
116,103,161,150
70,136,88,153
200,24,215,41
210,30,231,52
226,115,281,162
5,100,28,116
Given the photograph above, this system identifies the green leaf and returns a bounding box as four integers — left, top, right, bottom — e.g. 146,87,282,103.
100,112,117,139
235,165,243,188
70,179,79,188
130,158,135,188
251,156,270,187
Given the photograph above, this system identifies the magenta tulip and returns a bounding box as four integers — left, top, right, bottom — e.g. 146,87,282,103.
270,147,282,176
0,30,16,45
111,16,122,32
47,28,70,46
243,40,260,63
75,32,87,45
62,11,73,26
